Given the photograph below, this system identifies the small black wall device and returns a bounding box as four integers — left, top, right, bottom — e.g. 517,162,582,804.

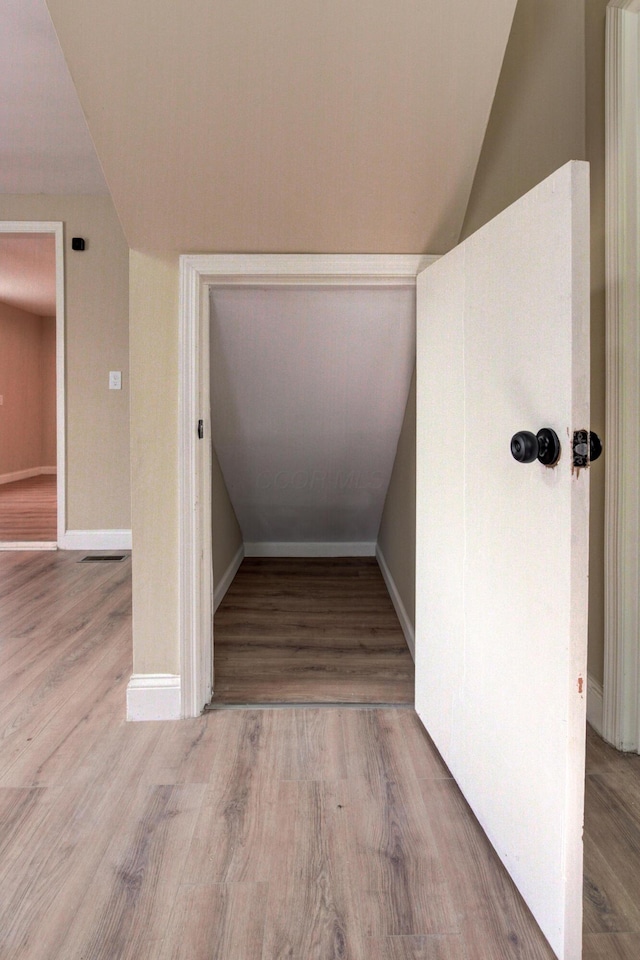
71,237,85,251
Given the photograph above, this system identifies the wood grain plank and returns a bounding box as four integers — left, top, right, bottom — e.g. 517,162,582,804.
182,710,284,884
141,714,224,785
584,768,640,934
345,774,459,938
0,612,131,774
212,557,414,705
0,723,164,960
0,627,131,787
262,779,364,960
341,708,448,785
0,561,130,711
365,935,468,960
0,786,55,864
582,933,640,959
160,883,268,960
417,778,555,960
1,552,638,960
54,783,205,960
0,475,57,542
278,708,348,782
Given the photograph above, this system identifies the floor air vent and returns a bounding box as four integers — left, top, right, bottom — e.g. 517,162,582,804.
78,554,128,563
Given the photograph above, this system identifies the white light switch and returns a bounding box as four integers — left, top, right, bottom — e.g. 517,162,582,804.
109,371,122,390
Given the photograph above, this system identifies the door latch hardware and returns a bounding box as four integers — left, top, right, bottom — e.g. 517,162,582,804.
573,430,602,467
197,420,204,439
511,428,561,466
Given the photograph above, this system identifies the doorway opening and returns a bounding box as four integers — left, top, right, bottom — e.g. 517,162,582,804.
207,281,419,706
0,223,65,550
178,254,436,718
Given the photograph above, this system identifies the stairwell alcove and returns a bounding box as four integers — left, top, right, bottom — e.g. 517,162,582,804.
179,255,436,718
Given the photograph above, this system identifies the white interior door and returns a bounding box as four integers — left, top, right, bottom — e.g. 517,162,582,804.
415,161,590,960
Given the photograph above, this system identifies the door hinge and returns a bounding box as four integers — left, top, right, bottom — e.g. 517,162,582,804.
197,420,204,439
572,430,602,468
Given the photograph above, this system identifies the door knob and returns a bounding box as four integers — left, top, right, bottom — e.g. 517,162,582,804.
573,430,603,467
511,428,561,466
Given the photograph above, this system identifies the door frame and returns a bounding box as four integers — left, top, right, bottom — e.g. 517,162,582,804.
178,253,434,718
0,221,65,549
603,0,640,750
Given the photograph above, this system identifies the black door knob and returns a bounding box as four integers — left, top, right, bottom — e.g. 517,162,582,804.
511,428,561,466
510,431,538,463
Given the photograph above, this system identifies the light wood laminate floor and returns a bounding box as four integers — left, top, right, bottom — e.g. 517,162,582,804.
212,557,414,705
0,474,57,542
0,550,638,959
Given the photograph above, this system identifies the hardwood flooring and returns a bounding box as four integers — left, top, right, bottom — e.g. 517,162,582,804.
212,557,414,704
583,725,640,958
0,549,638,958
0,474,57,543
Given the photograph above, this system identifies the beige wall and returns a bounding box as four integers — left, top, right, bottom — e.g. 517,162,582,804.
211,443,243,591
0,302,51,476
72,1,607,686
460,0,607,686
377,370,416,633
129,251,179,675
460,0,586,238
0,195,130,530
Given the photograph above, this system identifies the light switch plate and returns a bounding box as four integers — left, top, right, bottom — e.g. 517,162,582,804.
109,371,122,390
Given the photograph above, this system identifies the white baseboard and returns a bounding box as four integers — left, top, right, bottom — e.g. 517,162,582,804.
59,529,132,551
0,541,57,551
587,674,604,737
376,544,415,660
244,541,376,558
126,674,181,721
0,466,57,485
214,543,244,611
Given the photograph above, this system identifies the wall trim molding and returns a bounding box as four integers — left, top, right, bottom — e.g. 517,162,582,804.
126,674,181,721
58,529,132,551
0,541,57,551
244,541,376,558
214,543,244,611
604,1,640,751
587,674,604,737
0,221,65,546
376,544,415,660
0,466,57,485
179,254,437,718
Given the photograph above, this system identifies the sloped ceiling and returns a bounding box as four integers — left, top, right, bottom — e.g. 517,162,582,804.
210,286,415,544
45,0,517,254
0,0,106,194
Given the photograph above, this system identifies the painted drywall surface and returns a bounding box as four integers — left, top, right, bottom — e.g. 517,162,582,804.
377,367,416,630
0,235,57,315
40,316,57,466
211,442,242,587
45,0,516,255
0,302,48,475
0,194,130,530
210,286,415,546
460,0,607,687
129,251,179,675
460,0,586,239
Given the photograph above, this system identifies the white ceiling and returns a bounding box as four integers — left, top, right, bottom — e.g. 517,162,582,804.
210,286,415,545
0,234,56,315
0,0,106,194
